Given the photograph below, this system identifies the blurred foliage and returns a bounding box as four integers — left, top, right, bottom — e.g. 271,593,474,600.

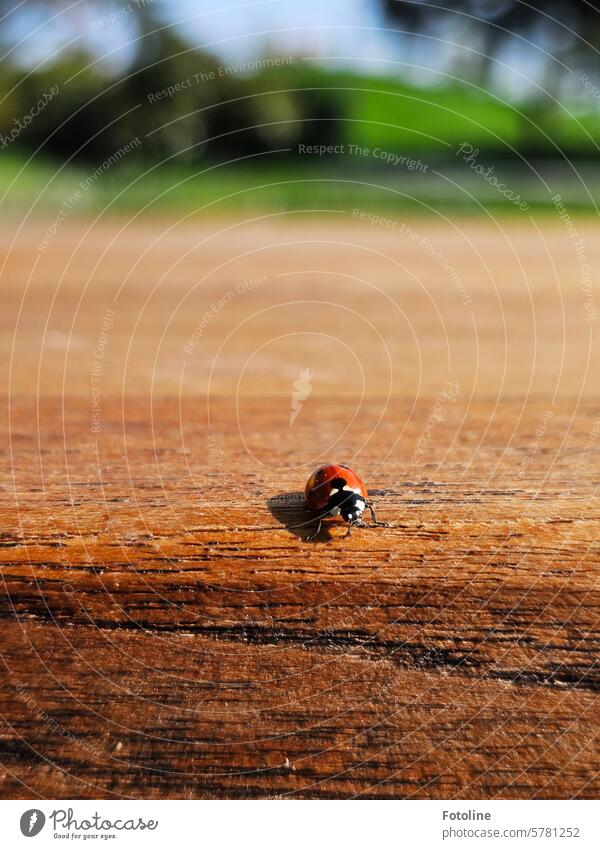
1,1,600,215
0,23,342,164
3,48,600,167
380,0,600,87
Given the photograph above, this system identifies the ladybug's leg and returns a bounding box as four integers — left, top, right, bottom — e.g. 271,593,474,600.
367,502,389,527
345,518,367,537
306,517,322,540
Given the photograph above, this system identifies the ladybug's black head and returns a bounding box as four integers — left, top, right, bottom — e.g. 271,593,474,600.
329,477,366,525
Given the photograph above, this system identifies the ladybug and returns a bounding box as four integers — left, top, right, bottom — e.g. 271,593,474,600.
304,463,387,539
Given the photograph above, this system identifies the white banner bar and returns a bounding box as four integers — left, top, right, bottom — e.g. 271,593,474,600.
0,799,598,848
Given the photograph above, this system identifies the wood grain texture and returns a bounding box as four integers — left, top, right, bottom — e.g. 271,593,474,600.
0,217,599,798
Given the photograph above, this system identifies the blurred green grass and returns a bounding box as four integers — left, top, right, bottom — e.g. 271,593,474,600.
2,153,600,217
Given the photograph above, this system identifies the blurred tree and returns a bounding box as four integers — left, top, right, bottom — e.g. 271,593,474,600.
380,0,600,91
379,0,600,154
0,0,340,163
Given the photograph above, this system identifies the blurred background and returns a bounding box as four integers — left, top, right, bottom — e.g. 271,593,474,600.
1,0,600,214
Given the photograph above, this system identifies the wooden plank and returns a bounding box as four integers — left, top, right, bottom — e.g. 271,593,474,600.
1,620,598,799
1,395,599,798
1,219,599,798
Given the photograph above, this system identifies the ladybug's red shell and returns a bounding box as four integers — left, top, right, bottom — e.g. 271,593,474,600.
305,463,368,513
